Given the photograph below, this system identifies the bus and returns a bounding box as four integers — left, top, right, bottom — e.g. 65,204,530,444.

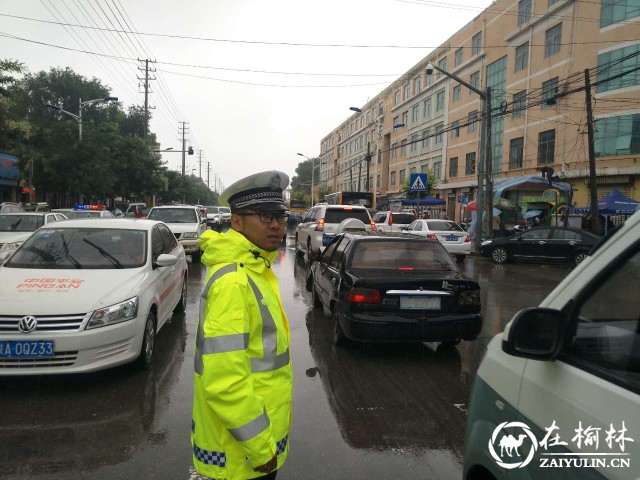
324,191,374,209
289,199,307,216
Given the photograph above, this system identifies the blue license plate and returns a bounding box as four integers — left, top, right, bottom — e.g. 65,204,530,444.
0,340,55,358
444,235,458,242
322,235,334,246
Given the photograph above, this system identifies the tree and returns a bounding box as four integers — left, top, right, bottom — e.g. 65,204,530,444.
290,157,319,197
0,59,32,150
401,169,438,198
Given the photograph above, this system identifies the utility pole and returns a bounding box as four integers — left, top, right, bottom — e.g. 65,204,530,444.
357,158,362,191
138,59,156,138
207,162,211,190
365,141,372,192
178,122,189,176
485,87,493,245
198,150,204,179
584,69,600,235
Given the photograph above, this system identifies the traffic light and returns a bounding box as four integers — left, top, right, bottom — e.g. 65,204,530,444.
188,146,194,155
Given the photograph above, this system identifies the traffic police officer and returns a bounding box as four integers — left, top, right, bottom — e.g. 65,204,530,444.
192,171,293,480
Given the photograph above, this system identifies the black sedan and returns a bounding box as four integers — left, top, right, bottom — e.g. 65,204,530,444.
306,233,482,347
479,226,600,265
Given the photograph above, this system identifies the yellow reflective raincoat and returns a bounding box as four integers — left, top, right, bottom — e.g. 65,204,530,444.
192,229,292,480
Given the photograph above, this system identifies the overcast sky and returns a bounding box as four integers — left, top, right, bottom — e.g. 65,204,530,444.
1,0,493,192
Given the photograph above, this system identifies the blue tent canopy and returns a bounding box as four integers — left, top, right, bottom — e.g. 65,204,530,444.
493,175,572,198
401,196,446,206
575,189,639,215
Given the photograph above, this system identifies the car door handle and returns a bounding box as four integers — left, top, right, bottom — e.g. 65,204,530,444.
569,241,576,245
538,241,546,245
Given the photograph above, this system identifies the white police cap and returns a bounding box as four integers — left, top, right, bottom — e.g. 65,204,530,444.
219,170,289,212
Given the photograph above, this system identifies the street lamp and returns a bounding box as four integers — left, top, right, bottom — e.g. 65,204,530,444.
426,62,492,252
297,152,316,206
46,96,118,141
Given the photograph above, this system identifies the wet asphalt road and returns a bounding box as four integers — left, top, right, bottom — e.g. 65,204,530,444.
0,238,571,480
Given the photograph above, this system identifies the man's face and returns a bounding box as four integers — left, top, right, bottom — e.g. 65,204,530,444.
231,210,286,252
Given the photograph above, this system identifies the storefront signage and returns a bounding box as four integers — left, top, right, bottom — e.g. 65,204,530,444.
0,153,20,180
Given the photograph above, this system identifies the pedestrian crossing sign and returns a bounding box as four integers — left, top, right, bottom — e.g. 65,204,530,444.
409,173,427,191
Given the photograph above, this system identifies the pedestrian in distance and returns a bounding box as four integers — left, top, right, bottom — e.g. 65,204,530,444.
191,171,293,480
438,210,448,220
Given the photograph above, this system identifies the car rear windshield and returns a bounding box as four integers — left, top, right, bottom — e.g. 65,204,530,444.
324,208,370,224
220,208,231,214
148,208,197,223
5,228,148,269
349,240,458,271
206,206,219,213
426,221,463,232
390,213,414,224
67,211,103,218
0,214,43,232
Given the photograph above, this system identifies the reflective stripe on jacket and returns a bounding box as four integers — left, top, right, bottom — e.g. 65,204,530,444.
192,229,293,480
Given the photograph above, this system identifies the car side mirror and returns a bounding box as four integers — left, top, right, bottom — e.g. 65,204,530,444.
154,253,178,268
502,307,565,360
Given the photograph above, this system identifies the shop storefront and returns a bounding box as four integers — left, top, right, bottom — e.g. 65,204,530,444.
0,152,20,203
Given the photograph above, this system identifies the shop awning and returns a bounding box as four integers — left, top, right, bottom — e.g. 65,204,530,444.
493,175,572,198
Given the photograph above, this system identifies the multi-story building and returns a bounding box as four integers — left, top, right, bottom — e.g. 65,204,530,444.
318,0,640,220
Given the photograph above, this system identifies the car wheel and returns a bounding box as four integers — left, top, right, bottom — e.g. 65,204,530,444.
574,251,589,266
295,235,304,257
491,246,508,264
174,277,187,313
133,311,156,370
311,283,322,309
332,309,348,347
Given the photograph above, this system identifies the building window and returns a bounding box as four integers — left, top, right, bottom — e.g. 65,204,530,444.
509,137,524,168
549,0,560,5
379,102,384,115
401,139,407,155
449,157,458,177
422,128,431,148
472,32,482,55
412,104,420,123
391,171,397,186
538,129,556,165
411,134,419,152
391,142,397,158
438,57,447,77
513,90,527,118
423,98,432,118
394,90,401,106
545,23,562,58
451,121,460,138
542,77,559,109
597,44,640,93
414,78,421,94
470,71,480,91
453,84,461,102
376,174,380,187
410,167,417,174
377,149,382,163
435,124,444,144
468,110,478,132
515,42,529,72
399,169,406,184
595,113,640,157
433,161,442,180
601,0,640,28
518,0,532,25
393,115,399,126
402,111,408,125
436,90,445,112
465,152,476,174
455,47,464,66
404,83,410,100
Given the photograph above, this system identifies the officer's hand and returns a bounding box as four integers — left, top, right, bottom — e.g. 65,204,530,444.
254,454,277,473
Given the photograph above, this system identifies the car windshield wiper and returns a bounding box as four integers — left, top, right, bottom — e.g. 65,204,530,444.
9,217,23,231
82,238,123,268
61,235,82,269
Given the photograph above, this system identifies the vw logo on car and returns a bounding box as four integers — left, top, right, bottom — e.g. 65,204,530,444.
18,316,38,334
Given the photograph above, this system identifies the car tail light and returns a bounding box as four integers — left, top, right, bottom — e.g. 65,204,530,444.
315,217,325,231
458,290,480,305
370,219,376,230
426,233,437,240
464,235,471,243
398,267,414,271
348,288,381,304
388,212,393,226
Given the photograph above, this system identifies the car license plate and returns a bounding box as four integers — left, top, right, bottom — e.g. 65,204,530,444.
0,340,55,358
400,296,441,310
322,234,334,246
444,235,458,242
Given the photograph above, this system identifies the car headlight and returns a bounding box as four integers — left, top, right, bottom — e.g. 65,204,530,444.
0,242,22,252
481,240,493,246
87,297,138,329
182,232,199,239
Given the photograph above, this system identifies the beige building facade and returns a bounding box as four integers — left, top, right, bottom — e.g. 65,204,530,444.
319,0,640,220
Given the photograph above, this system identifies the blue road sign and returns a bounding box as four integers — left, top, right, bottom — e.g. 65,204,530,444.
409,173,427,192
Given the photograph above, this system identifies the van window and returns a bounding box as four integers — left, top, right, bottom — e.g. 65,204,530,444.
564,247,640,393
390,213,415,224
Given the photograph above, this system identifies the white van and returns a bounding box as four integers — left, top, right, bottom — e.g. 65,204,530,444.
463,211,640,480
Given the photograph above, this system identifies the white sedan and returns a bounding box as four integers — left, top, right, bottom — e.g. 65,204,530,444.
402,219,471,261
0,218,188,375
0,212,68,255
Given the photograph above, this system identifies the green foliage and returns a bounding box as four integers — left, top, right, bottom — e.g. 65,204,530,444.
400,169,438,198
290,157,319,195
